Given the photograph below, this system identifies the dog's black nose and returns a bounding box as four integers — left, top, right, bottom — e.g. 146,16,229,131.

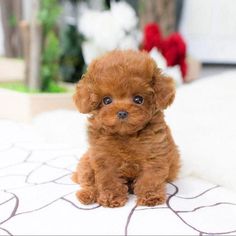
117,111,128,119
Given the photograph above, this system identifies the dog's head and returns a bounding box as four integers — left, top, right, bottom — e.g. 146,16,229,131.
74,50,175,135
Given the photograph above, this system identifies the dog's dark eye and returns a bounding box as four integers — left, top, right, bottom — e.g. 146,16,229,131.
133,95,144,104
103,96,112,105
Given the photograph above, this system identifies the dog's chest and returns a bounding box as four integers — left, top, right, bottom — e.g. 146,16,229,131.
109,137,152,176
90,126,168,178
118,158,140,178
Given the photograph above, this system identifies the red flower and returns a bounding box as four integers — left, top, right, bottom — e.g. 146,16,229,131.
143,23,163,52
162,33,187,77
142,23,188,79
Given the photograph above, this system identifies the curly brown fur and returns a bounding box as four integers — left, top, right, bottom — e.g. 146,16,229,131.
72,50,180,207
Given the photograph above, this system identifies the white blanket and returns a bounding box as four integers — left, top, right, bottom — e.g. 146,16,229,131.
1,141,236,235
166,70,236,191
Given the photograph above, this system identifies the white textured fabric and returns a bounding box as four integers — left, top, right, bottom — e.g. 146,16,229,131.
0,139,236,235
166,70,236,191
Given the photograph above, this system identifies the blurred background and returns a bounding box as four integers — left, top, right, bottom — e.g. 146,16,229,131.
0,0,236,120
1,2,236,234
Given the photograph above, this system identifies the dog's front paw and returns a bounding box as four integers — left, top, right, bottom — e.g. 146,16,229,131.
137,191,166,206
76,188,97,205
97,191,128,208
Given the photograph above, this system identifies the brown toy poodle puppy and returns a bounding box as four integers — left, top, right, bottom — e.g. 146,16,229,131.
72,50,180,208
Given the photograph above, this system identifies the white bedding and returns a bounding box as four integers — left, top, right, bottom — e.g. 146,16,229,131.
166,70,236,191
1,141,236,235
1,71,236,235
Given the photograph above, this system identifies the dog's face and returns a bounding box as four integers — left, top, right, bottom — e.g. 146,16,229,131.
74,50,175,135
87,75,155,135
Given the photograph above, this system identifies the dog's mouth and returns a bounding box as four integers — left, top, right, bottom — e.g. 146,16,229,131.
100,118,150,135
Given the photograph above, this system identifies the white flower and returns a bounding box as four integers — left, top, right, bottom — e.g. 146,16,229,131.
149,47,167,70
92,11,125,51
118,35,138,50
164,66,183,86
78,1,140,64
110,1,138,31
78,9,124,51
81,41,105,65
78,10,102,39
149,47,183,85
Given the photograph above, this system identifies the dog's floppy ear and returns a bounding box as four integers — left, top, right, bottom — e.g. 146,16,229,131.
73,74,99,113
152,65,176,110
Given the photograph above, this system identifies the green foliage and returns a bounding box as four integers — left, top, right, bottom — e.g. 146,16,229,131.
0,82,39,93
38,0,61,35
38,0,62,92
43,32,60,63
8,15,17,27
45,81,68,93
0,81,67,94
41,31,60,90
60,25,85,83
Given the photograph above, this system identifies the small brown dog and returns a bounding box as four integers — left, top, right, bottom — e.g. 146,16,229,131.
72,50,180,207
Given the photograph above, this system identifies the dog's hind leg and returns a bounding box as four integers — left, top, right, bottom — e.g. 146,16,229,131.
72,152,97,205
